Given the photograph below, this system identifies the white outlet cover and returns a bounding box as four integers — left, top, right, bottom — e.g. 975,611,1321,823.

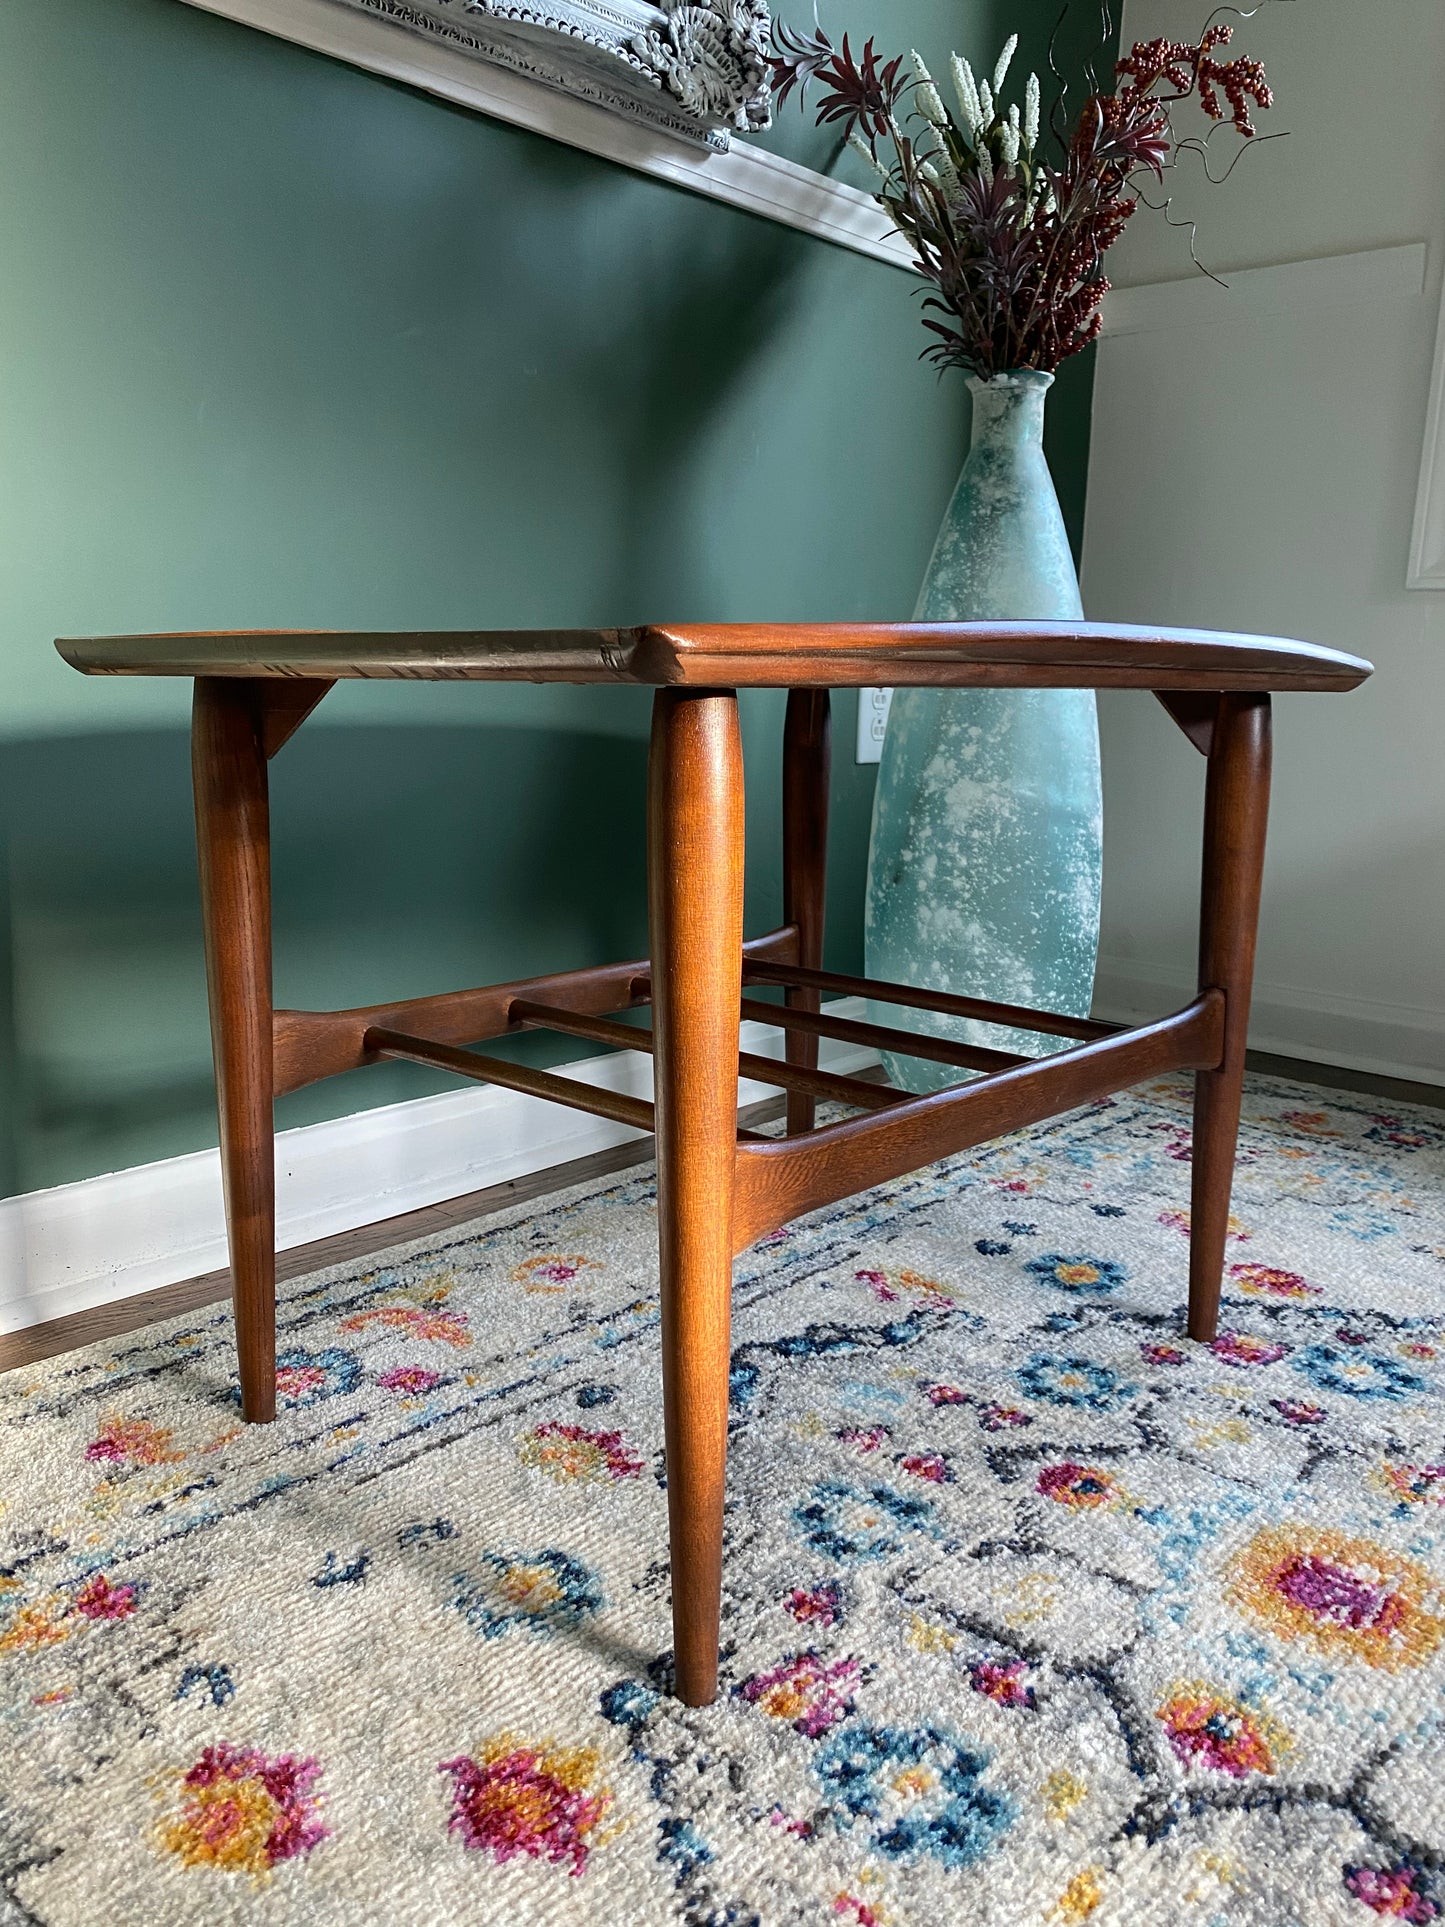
856,687,893,764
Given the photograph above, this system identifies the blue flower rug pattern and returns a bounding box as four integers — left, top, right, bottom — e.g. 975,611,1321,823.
1,1072,1443,1924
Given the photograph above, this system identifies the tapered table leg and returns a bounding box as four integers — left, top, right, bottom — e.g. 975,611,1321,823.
1188,693,1272,1340
649,688,745,1707
782,691,830,1134
192,678,276,1423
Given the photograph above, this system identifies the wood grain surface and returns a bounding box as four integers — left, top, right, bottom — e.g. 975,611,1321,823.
192,678,277,1424
648,689,746,1708
1186,695,1273,1340
57,621,1372,691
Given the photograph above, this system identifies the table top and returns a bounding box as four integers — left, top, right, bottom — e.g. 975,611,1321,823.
55,622,1372,692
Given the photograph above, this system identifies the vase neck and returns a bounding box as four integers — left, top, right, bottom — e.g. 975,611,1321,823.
967,372,1052,455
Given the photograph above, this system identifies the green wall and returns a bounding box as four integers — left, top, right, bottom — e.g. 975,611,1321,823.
0,0,1099,1194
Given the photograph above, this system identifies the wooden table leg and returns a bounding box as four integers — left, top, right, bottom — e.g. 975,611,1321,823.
782,690,830,1135
649,687,745,1706
193,678,276,1423
1188,692,1272,1340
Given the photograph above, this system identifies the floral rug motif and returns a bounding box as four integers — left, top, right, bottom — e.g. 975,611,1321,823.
1,1072,1444,1925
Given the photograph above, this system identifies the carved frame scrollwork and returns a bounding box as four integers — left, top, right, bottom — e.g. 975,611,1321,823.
328,0,772,148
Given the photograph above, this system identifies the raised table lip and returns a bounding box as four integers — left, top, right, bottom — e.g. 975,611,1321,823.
54,621,1372,691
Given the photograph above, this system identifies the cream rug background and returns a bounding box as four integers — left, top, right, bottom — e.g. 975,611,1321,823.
1,1072,1442,1926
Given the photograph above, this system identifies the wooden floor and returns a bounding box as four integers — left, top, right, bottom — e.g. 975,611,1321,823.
2,1052,1439,1377
1246,1049,1445,1114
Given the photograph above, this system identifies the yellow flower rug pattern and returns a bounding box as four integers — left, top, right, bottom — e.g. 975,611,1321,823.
1,1072,1443,1925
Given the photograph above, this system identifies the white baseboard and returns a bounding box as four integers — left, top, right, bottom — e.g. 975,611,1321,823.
0,1002,878,1339
1093,958,1445,1091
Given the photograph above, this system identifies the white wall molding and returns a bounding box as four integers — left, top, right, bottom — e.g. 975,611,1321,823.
0,1004,878,1339
1094,958,1445,1091
1408,266,1445,588
176,0,915,271
1099,242,1427,339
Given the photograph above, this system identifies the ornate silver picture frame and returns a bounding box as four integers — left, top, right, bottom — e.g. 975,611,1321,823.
176,0,910,267
329,0,773,147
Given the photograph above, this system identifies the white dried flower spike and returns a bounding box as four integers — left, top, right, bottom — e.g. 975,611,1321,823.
931,145,960,190
1024,72,1040,147
1026,170,1051,214
977,143,994,186
950,54,983,140
847,129,890,183
992,32,1018,95
1000,117,1020,168
979,78,995,128
909,51,949,129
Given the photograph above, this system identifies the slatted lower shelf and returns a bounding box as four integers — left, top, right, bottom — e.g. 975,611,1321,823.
281,928,1225,1254
730,992,1224,1248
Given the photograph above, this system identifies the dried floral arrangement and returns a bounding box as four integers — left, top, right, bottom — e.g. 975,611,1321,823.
769,8,1277,378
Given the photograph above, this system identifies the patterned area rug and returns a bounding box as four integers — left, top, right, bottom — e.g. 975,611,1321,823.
1,1072,1444,1926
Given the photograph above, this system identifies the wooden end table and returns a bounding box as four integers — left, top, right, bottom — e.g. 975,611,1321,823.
58,621,1371,1704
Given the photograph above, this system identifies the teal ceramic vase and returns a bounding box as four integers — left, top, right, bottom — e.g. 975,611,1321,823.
864,370,1102,1093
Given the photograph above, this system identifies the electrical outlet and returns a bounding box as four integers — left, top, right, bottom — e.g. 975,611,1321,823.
855,687,893,764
